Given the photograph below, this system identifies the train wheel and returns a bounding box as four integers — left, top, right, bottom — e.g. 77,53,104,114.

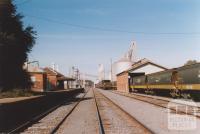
132,88,136,93
134,88,139,93
131,88,135,92
176,89,181,98
149,89,155,95
170,89,175,98
145,89,150,94
170,89,181,98
181,91,191,99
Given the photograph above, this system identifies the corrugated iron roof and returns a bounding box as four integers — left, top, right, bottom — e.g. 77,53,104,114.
116,58,167,76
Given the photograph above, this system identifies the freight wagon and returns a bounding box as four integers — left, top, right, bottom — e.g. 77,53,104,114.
95,80,116,90
130,63,200,100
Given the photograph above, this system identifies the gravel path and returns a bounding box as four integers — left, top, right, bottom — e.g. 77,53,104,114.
98,89,200,134
94,89,152,134
56,88,99,134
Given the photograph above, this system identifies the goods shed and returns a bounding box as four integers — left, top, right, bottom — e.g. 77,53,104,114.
116,58,167,93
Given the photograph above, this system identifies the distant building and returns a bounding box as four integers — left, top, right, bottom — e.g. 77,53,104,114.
26,64,47,92
25,63,75,92
43,67,58,90
29,71,47,92
43,67,75,90
116,58,167,93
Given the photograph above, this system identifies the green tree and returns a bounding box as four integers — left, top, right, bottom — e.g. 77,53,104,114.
0,0,36,91
184,60,198,66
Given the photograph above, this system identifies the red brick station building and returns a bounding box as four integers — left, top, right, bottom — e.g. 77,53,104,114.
26,65,75,92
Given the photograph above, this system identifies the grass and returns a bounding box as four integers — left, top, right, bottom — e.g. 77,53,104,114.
0,89,35,99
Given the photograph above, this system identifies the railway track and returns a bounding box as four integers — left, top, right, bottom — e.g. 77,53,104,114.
10,88,189,134
93,88,105,134
93,89,153,134
111,90,200,119
9,89,88,134
49,90,88,134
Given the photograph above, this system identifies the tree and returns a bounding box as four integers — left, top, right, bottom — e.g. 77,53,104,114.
184,60,198,66
0,0,36,91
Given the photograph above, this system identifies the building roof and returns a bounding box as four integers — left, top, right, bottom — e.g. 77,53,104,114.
130,58,167,71
57,76,75,81
44,67,75,81
26,65,45,74
43,67,62,76
116,58,167,76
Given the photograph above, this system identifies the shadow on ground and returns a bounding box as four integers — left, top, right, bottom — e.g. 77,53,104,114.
0,89,84,133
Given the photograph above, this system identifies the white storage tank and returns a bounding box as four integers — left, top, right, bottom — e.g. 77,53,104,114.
112,58,133,81
111,41,136,81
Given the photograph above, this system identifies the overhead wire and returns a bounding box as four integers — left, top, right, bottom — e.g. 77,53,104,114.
14,0,32,5
25,14,200,36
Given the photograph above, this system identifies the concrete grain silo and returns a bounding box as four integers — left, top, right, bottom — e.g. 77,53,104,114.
112,41,137,81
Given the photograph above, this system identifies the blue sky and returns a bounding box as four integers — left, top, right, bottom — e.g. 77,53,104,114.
14,0,200,77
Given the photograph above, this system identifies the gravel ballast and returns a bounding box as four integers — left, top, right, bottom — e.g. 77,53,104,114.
56,88,99,134
98,89,200,134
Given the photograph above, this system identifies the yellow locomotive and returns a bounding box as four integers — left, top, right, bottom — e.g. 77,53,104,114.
130,63,200,100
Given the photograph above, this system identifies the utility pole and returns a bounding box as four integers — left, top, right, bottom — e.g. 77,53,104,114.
72,66,81,88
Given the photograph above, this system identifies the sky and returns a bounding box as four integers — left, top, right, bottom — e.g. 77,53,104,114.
14,0,200,78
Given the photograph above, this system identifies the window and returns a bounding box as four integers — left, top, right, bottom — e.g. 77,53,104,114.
31,76,36,82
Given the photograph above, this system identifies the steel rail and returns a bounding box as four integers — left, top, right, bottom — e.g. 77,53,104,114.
8,89,87,134
130,91,200,107
49,88,90,134
8,103,61,134
111,90,200,119
92,88,105,134
96,89,155,134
